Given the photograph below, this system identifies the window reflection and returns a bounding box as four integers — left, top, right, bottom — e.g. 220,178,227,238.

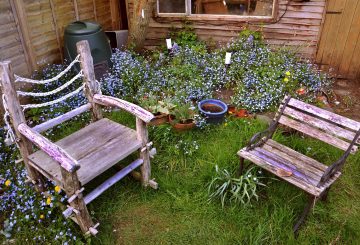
158,0,186,13
192,0,274,16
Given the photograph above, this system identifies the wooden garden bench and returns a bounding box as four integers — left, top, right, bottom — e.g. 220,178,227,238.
0,40,157,235
237,95,360,234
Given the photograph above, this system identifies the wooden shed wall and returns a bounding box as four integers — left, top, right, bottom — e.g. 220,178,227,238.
0,0,116,76
127,0,326,60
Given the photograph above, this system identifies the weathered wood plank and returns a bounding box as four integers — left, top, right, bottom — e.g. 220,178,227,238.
265,139,327,171
253,148,319,186
18,123,79,172
93,94,154,123
279,116,357,153
262,141,325,180
283,107,357,143
32,103,91,133
238,149,322,196
28,118,143,185
288,98,360,132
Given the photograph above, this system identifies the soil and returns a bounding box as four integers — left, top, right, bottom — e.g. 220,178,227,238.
329,79,360,122
201,103,224,113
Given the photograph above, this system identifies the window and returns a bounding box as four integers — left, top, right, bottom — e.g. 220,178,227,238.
157,0,277,20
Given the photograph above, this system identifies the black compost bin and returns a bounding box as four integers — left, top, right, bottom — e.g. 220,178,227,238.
64,21,111,79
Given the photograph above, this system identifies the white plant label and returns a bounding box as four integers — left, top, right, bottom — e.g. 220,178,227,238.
223,0,226,6
225,52,232,65
166,39,172,49
141,9,145,18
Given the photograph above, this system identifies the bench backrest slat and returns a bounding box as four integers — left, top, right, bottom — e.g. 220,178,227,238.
279,116,358,154
283,107,358,143
288,98,360,132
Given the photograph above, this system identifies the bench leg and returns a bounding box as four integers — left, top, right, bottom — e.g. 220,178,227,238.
236,157,246,177
293,194,316,236
320,187,331,202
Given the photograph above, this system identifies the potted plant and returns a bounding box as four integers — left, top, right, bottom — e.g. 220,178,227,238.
141,96,176,126
169,103,196,132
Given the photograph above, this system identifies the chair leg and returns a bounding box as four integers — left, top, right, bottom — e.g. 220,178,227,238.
236,157,246,177
61,169,94,233
293,194,316,236
136,118,151,187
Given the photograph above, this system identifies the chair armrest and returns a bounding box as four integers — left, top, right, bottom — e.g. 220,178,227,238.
318,128,360,186
18,123,80,172
93,94,154,123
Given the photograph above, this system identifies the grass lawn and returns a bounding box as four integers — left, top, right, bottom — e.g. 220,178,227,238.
58,110,360,245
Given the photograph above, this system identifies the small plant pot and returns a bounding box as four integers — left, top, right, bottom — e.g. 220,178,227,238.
169,115,195,132
198,99,228,124
227,105,236,114
235,109,249,118
148,112,169,126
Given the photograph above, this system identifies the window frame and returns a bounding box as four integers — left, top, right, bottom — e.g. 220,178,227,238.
156,0,279,23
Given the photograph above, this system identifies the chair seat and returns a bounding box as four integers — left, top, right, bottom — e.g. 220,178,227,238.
238,139,341,197
28,118,142,186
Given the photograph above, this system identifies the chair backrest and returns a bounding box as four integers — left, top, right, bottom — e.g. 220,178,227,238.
0,41,102,137
278,97,360,154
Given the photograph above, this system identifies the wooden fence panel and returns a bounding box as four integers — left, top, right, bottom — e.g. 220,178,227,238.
0,0,31,75
0,0,116,76
316,0,360,79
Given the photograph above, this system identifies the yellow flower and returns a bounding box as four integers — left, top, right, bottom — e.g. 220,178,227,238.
54,185,61,193
285,71,291,76
224,123,228,127
46,197,52,205
4,180,11,187
40,214,45,219
283,77,289,82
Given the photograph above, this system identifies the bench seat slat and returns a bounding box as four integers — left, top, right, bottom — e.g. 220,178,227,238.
254,148,319,186
238,146,341,196
279,116,358,154
288,98,360,132
283,107,357,143
238,149,323,196
262,141,324,181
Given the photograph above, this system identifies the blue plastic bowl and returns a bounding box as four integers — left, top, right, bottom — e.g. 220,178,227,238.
198,99,228,124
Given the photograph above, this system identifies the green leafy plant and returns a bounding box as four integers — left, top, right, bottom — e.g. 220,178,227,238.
172,103,196,124
140,95,176,115
208,166,266,208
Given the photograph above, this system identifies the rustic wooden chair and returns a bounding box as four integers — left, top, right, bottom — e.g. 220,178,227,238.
0,40,157,235
237,95,360,234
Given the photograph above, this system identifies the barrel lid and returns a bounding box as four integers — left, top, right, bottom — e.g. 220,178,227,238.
65,21,101,35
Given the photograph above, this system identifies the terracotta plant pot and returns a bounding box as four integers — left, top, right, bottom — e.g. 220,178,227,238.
227,105,236,114
169,115,195,132
148,112,169,126
235,109,248,118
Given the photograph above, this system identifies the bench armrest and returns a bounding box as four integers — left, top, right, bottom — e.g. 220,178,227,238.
18,123,80,172
319,128,360,186
93,94,154,123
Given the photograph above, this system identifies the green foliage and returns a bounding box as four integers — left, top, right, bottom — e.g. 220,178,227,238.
208,166,266,208
140,95,176,114
172,103,196,124
169,20,207,51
